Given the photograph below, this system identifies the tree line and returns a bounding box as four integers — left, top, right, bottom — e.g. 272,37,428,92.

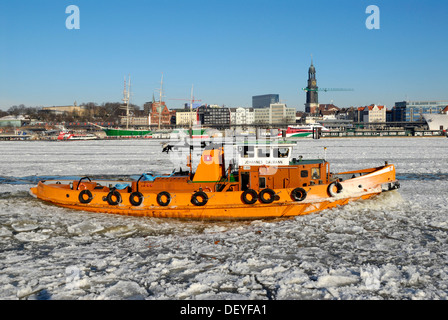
2,102,143,124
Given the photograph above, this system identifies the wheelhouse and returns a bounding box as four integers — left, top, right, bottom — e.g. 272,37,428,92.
236,143,331,191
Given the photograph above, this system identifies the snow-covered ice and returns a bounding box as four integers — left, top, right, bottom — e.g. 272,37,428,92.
0,137,447,300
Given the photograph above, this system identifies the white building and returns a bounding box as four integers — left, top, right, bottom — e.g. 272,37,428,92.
230,107,255,125
361,104,386,123
176,111,198,126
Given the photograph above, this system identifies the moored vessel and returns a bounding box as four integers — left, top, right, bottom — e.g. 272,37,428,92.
280,124,330,138
100,76,152,138
30,140,399,220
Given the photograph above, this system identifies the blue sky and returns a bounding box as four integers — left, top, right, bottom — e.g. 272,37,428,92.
0,0,447,111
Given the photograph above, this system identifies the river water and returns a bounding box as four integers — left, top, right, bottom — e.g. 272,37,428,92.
0,137,447,300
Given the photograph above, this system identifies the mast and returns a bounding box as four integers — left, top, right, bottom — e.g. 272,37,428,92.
158,73,163,130
127,76,131,130
122,76,130,129
190,84,194,130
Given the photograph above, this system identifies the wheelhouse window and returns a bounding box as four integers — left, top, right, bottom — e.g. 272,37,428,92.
239,146,254,158
273,147,290,158
257,148,270,158
259,177,266,188
301,170,309,178
311,168,320,179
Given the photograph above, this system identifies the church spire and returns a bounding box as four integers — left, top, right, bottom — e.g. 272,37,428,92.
305,56,318,114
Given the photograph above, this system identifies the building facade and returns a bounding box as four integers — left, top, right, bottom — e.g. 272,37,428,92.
120,116,150,126
175,110,198,126
252,94,279,109
254,103,296,124
230,107,255,125
149,101,171,127
392,100,448,122
359,104,386,123
41,103,88,116
197,105,231,127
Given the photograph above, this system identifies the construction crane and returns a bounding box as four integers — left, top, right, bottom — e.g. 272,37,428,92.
168,85,202,128
302,88,354,92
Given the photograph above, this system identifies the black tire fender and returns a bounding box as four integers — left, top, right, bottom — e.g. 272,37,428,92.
156,191,171,206
78,189,93,204
258,188,276,204
191,191,208,206
241,189,258,204
129,191,144,206
106,190,122,205
291,187,307,201
328,181,343,197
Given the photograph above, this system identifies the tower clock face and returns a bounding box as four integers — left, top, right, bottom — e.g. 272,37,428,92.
312,80,316,86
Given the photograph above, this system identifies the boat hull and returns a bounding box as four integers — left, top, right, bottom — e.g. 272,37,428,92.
30,165,399,220
102,128,151,137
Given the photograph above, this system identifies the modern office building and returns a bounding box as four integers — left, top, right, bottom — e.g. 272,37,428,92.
252,94,279,109
197,105,231,127
392,100,448,122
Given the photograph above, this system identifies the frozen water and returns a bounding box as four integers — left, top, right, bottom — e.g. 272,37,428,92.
0,137,447,300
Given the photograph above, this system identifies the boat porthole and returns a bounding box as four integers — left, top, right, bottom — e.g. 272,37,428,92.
191,191,208,206
129,191,143,206
327,181,343,197
157,191,171,206
241,189,258,205
291,187,307,202
259,188,276,204
78,190,93,204
106,190,122,205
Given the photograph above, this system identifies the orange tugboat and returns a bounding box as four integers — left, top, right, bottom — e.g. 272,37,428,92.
29,141,399,220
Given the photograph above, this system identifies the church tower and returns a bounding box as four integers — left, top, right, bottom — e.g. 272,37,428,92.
305,58,319,114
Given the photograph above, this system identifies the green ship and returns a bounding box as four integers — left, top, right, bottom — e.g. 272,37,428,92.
102,127,152,137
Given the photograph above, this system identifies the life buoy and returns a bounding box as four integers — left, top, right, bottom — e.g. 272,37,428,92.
129,191,143,206
106,190,122,205
291,187,307,201
78,189,93,204
191,191,208,206
241,189,258,204
78,183,87,191
157,191,171,206
328,181,343,197
259,188,276,204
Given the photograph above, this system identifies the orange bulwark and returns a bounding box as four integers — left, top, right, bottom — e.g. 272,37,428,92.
29,142,399,220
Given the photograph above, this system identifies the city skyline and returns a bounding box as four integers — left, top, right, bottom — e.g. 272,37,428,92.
1,0,447,111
